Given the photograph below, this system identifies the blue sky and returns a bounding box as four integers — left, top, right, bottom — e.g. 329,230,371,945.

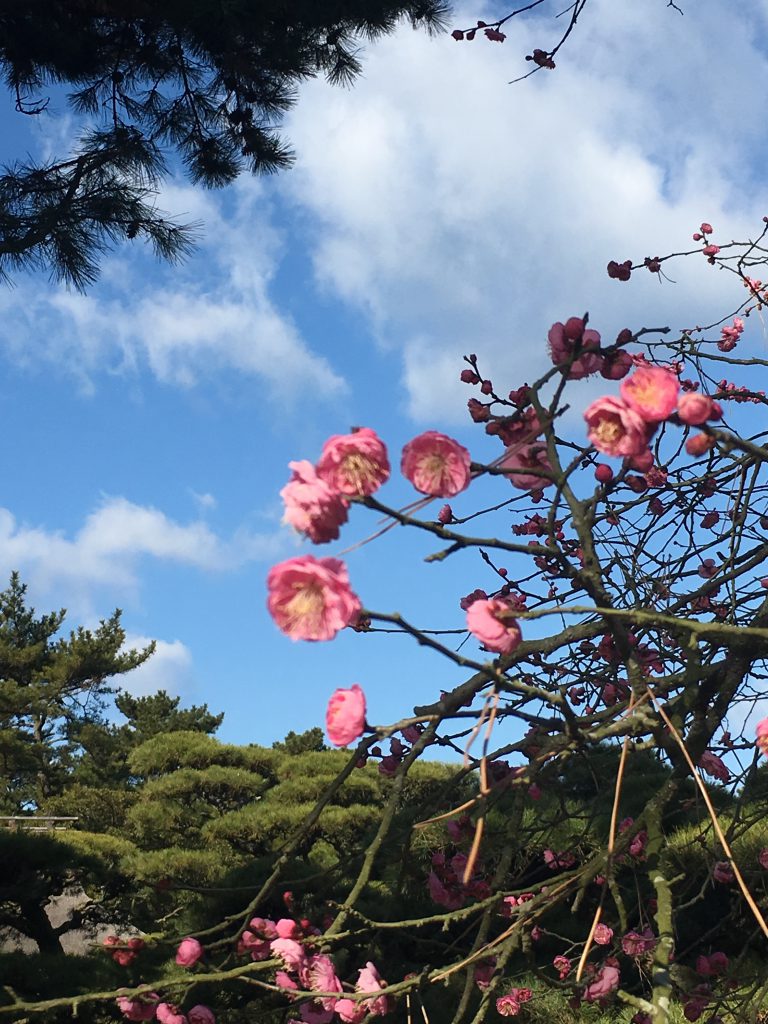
2,0,768,749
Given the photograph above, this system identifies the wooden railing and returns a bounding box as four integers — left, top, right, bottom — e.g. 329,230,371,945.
0,816,78,832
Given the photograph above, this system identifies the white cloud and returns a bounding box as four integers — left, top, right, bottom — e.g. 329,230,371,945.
118,634,195,698
0,496,282,612
190,489,218,511
0,179,346,402
281,0,768,420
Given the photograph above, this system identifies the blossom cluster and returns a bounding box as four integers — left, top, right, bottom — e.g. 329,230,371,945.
281,428,391,544
584,361,722,461
236,916,390,1023
113,938,212,1024
428,849,490,909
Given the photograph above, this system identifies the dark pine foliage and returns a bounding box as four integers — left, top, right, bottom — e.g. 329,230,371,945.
0,0,450,288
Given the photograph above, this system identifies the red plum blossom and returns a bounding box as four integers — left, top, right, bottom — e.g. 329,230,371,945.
548,318,603,378
187,1008,215,1024
316,427,390,497
696,952,728,977
698,750,730,783
713,861,734,884
473,959,497,989
267,556,361,642
401,431,471,496
325,685,367,747
601,349,633,380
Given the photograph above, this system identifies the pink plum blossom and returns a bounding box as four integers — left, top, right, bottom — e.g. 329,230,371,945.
678,393,717,426
620,365,680,422
495,989,532,1016
543,848,576,870
593,923,614,945
248,917,277,938
275,918,299,939
270,937,307,970
583,964,620,1002
237,931,271,959
719,317,744,351
553,955,571,979
756,717,768,756
466,598,522,655
629,830,648,858
275,971,299,991
175,937,203,967
156,1005,187,1024
267,556,361,642
628,447,654,472
495,987,532,1011
187,1008,215,1024
584,396,648,457
621,929,656,956
356,961,390,1016
401,431,471,497
316,427,390,497
500,442,554,490
684,992,711,1021
496,995,522,1017
280,461,349,544
116,995,159,1022
685,433,715,457
325,685,367,746
334,1000,365,1023
302,954,343,1010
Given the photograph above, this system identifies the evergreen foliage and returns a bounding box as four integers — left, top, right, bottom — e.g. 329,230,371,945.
0,0,449,287
0,572,153,812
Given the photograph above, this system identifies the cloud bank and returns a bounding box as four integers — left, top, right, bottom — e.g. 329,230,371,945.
0,496,281,611
281,0,768,419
